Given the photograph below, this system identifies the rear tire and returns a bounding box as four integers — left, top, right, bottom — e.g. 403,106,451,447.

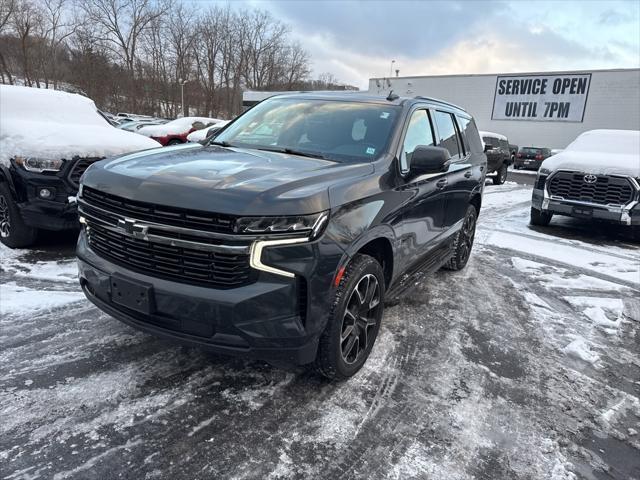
0,182,38,248
530,207,552,226
443,204,477,271
313,254,385,380
493,164,508,185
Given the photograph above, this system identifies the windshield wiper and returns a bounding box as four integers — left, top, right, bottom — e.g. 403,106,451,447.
209,140,235,148
254,146,327,160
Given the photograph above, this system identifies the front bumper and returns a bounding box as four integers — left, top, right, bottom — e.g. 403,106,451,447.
5,162,80,230
77,230,345,365
532,185,640,226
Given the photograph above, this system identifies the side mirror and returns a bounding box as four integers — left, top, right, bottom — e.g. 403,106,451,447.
410,146,451,175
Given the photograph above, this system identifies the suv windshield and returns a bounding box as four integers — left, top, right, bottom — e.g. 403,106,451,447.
213,97,400,162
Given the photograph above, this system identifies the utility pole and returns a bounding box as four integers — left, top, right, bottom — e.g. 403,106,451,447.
390,60,395,79
178,78,187,117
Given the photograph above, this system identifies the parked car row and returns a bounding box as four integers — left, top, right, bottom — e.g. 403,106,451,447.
0,85,161,247
2,85,637,380
138,116,226,146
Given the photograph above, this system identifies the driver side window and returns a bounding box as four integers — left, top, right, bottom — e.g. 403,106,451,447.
400,110,435,173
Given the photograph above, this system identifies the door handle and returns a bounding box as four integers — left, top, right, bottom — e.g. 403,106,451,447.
464,171,472,178
436,178,448,190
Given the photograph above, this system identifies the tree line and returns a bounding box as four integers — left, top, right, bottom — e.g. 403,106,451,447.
0,0,355,118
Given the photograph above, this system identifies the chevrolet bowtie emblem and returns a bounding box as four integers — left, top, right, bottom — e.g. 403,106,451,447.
117,219,148,236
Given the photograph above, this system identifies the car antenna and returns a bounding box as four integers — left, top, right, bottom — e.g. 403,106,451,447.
386,90,399,101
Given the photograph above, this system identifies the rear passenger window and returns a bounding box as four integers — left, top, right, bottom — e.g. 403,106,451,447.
400,110,435,173
457,117,483,155
433,111,461,158
456,116,470,153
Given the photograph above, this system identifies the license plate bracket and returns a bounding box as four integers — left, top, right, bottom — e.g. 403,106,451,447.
572,206,593,218
110,275,154,314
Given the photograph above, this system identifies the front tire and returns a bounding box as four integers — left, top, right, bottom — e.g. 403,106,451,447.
313,254,385,380
530,207,552,226
493,163,508,185
0,182,38,248
443,204,477,271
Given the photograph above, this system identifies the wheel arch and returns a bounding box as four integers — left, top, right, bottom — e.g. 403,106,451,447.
356,237,394,290
0,165,18,199
469,191,482,215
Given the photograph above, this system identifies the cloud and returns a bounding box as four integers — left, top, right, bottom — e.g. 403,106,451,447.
598,8,633,25
238,0,639,88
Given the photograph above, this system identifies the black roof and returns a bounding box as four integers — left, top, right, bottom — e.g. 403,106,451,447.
270,91,468,113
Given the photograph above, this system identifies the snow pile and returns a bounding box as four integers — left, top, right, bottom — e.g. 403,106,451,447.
541,129,640,177
138,117,225,138
564,296,626,334
0,85,160,164
562,336,600,365
186,120,230,142
0,282,85,315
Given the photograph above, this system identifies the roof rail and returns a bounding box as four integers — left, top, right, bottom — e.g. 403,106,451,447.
413,95,465,111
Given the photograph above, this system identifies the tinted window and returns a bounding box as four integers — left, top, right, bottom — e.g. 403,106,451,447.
215,98,400,162
458,116,483,154
433,111,461,158
456,116,470,153
400,110,435,172
521,147,542,155
482,136,499,147
499,139,509,149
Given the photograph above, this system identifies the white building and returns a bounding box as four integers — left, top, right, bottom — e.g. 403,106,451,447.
369,68,640,149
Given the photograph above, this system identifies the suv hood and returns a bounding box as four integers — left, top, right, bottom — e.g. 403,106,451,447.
81,143,374,215
542,150,640,178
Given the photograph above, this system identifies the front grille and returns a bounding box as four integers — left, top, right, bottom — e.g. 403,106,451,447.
548,172,635,206
68,158,103,187
82,187,235,233
85,220,254,288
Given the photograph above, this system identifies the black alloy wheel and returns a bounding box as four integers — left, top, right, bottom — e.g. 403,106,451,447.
443,204,477,271
313,254,386,380
340,273,382,365
493,164,508,185
0,193,10,238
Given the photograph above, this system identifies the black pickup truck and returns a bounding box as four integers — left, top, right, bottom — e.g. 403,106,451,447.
77,93,487,379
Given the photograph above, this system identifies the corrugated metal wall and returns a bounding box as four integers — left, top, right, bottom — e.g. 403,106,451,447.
369,69,640,149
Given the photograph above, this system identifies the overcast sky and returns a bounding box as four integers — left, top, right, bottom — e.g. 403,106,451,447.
216,0,640,88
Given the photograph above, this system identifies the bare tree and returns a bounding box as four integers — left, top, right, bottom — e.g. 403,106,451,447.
0,0,16,83
0,0,330,115
80,0,166,108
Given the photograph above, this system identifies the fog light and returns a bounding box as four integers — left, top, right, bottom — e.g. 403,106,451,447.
38,188,53,199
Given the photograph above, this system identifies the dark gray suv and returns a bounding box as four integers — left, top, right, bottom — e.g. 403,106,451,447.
76,93,487,379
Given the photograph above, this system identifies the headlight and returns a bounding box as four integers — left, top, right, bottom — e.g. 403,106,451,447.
15,156,64,173
235,211,329,238
538,167,551,176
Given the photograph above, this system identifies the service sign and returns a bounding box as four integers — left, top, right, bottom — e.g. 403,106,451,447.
491,73,591,122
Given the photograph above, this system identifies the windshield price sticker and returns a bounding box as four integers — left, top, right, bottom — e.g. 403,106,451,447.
492,73,591,122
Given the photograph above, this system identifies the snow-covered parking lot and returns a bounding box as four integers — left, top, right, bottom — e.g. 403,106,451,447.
1,179,639,480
